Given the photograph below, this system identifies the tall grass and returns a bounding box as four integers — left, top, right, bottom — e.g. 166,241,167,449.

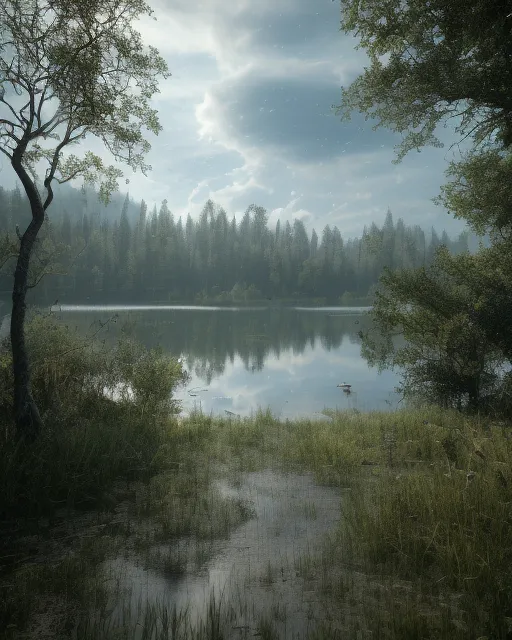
0,312,189,519
0,332,257,640
74,589,229,640
267,406,512,638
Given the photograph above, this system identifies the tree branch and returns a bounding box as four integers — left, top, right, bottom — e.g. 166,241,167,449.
19,99,32,125
42,121,74,210
0,252,18,271
35,82,49,130
0,95,26,128
0,145,13,160
0,122,22,144
29,104,68,139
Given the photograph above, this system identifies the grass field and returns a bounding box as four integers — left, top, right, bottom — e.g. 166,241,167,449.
1,404,511,639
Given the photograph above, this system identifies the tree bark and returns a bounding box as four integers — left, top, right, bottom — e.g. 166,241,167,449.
10,146,46,442
11,215,44,442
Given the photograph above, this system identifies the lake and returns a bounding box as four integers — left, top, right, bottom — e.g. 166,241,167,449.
51,305,402,418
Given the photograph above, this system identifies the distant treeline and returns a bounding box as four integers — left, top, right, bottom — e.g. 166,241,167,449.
0,183,481,304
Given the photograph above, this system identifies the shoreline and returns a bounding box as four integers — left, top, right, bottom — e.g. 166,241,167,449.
2,407,510,639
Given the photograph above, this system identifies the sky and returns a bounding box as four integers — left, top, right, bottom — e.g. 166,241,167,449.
0,0,471,239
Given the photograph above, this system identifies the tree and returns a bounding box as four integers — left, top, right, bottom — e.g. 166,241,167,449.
436,149,512,243
0,178,473,308
336,0,512,415
360,260,506,412
310,228,318,258
0,0,170,440
117,194,131,279
335,0,512,160
435,150,512,368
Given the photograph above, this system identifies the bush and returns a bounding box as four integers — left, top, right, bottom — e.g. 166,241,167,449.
360,261,509,415
0,312,189,518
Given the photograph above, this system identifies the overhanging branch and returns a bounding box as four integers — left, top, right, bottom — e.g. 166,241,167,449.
0,146,13,160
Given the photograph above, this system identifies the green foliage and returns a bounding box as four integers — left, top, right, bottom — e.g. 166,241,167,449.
359,215,512,417
360,256,511,413
337,0,512,416
357,153,512,413
112,338,188,416
436,149,512,241
336,0,512,161
0,312,188,517
435,243,512,363
0,0,170,201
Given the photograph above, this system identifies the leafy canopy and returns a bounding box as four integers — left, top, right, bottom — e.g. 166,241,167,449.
0,0,170,205
335,0,512,161
436,148,512,242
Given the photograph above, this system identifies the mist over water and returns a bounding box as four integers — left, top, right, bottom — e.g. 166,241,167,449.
53,305,402,418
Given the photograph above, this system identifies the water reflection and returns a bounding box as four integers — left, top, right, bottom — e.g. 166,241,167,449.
54,306,401,418
106,470,344,638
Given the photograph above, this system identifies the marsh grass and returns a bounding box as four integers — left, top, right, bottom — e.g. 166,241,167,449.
153,404,508,638
260,560,277,586
128,456,255,543
118,406,512,638
256,615,279,640
0,438,255,638
74,589,228,640
302,501,318,520
0,316,253,638
294,548,318,582
2,315,512,640
254,405,512,639
0,535,114,638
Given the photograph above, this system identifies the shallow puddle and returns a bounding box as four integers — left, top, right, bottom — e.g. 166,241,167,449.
104,469,345,638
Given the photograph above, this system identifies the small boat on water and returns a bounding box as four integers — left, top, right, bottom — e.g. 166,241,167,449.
337,382,352,393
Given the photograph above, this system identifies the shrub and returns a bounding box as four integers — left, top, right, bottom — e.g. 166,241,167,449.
0,312,189,518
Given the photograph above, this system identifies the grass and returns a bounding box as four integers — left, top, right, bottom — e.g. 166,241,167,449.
3,406,512,638
3,400,512,638
0,432,255,638
73,591,227,640
261,406,512,639
0,313,190,520
2,315,512,638
256,615,279,640
0,534,114,637
196,405,512,638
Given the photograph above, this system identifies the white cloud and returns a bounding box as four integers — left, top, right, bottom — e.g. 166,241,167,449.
0,0,470,241
268,196,312,228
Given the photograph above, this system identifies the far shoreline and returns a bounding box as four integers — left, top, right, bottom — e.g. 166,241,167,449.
22,296,373,309
50,302,373,312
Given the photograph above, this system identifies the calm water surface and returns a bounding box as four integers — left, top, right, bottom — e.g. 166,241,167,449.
53,305,402,418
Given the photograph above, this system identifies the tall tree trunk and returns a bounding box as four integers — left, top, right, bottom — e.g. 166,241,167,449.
10,144,47,442
11,215,44,441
